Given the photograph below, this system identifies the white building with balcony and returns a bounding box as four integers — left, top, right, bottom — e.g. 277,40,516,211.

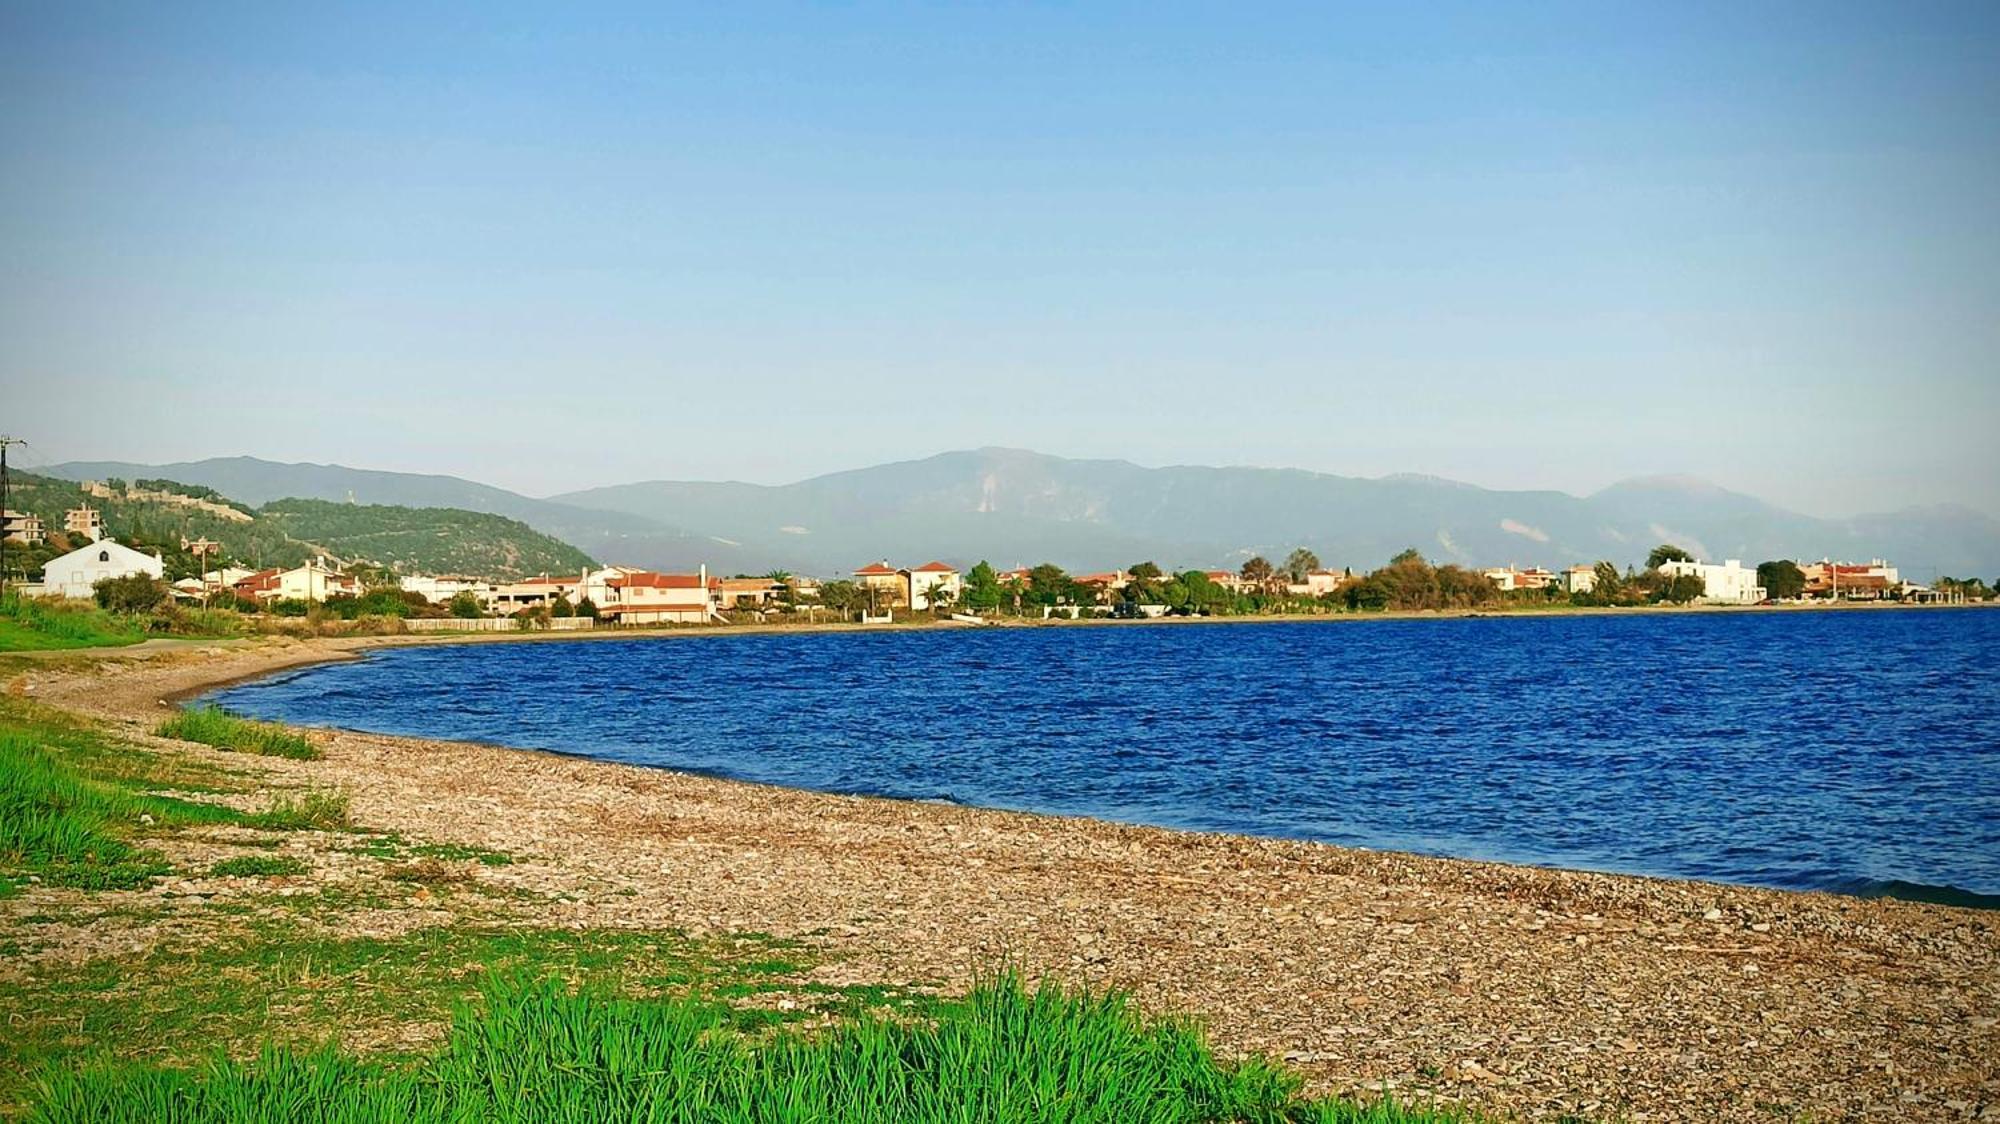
1657,558,1765,605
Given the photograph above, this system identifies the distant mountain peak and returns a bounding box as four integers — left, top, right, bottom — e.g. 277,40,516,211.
41,450,2000,576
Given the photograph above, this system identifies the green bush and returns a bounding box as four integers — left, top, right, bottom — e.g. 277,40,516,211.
92,574,169,614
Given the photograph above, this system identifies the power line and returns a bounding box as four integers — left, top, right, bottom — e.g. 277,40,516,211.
0,435,25,599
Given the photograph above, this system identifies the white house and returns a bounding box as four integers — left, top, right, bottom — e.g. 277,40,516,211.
39,540,165,600
232,559,361,603
1561,565,1598,594
904,561,962,610
400,574,494,604
1657,558,1766,605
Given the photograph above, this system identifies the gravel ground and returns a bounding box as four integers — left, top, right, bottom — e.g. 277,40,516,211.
13,635,1999,1121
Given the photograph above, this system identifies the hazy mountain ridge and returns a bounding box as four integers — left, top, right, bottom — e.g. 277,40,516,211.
5,473,594,579
43,457,742,573
43,451,2000,579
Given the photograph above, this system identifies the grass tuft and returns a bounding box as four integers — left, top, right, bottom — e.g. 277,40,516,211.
154,706,319,761
21,973,1468,1123
243,792,349,832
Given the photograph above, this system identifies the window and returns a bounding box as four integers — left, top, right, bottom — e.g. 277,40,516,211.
98,550,110,562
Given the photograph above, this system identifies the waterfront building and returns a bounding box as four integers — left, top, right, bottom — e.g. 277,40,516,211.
38,539,165,599
1287,569,1347,597
399,574,495,604
717,576,783,608
232,559,362,603
596,568,718,624
1657,558,1766,605
1799,559,1899,600
853,561,909,607
1561,565,1597,594
904,561,962,610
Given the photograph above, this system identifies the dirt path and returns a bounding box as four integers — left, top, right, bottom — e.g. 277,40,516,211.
16,638,1999,1121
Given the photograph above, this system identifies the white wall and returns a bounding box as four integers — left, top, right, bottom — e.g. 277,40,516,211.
41,542,165,600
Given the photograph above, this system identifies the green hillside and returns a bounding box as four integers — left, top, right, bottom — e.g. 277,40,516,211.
258,498,594,578
1,474,593,582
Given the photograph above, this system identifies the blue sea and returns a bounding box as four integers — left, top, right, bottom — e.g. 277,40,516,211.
208,610,2000,906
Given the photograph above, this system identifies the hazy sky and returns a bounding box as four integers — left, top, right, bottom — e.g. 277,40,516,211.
3,2,1995,516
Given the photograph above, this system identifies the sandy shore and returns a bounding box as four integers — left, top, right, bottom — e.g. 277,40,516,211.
15,634,2000,1121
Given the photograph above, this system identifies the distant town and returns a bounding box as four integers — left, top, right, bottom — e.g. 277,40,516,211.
4,479,1989,636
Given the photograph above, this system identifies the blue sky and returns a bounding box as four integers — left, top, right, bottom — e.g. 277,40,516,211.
3,2,1995,516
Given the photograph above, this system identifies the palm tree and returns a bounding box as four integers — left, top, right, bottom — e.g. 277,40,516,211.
927,583,956,615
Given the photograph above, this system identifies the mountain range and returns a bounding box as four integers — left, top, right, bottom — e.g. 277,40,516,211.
43,450,2000,580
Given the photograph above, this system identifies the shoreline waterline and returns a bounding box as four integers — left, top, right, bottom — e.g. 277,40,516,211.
15,638,2000,1121
198,610,2000,909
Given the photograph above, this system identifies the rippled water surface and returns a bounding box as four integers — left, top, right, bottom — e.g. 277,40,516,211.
210,610,2000,904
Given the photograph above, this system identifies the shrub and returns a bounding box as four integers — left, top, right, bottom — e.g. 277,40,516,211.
92,574,168,614
448,591,484,619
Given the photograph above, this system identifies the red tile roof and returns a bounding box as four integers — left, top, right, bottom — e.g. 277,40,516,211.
911,561,957,573
609,572,713,590
853,562,899,576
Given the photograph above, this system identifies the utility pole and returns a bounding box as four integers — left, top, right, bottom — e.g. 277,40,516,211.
0,435,21,600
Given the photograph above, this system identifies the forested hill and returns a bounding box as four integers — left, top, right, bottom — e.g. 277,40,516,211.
258,499,594,577
2,473,594,581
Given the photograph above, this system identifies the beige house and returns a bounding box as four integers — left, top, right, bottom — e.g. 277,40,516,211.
64,504,104,542
716,577,782,608
1561,565,1598,594
490,571,588,610
853,561,907,607
597,569,717,624
2,509,44,545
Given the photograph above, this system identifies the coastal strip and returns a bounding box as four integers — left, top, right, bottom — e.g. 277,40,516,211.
10,639,2000,1121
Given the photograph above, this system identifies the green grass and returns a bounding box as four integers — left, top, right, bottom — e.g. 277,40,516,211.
0,698,349,891
207,855,307,879
21,973,1465,1123
0,725,235,891
154,706,319,760
0,920,904,1113
241,791,348,832
0,598,143,652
